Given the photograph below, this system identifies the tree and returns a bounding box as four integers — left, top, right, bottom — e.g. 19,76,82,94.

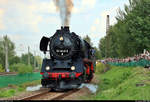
9,56,21,65
83,35,93,46
0,41,4,68
83,35,101,59
99,0,150,58
21,53,34,67
0,35,16,71
99,37,106,58
94,47,101,60
35,56,42,69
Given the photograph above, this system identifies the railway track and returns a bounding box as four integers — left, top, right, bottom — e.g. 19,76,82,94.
0,72,17,76
51,89,79,100
19,89,79,100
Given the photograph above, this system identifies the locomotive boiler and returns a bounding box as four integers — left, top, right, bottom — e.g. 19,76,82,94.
40,26,96,90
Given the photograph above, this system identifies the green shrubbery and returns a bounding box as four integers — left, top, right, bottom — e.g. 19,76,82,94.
83,66,150,100
0,64,4,72
0,89,16,97
9,63,33,74
96,63,111,74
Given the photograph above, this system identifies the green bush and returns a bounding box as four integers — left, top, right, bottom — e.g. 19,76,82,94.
0,89,16,97
17,87,25,92
96,63,105,73
18,64,33,74
0,64,4,72
9,63,33,74
9,64,19,72
96,63,111,74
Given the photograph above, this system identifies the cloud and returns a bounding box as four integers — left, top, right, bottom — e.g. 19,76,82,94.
95,18,100,25
0,0,128,52
29,0,57,14
90,6,119,38
9,34,23,41
0,0,60,56
88,6,120,47
81,0,96,8
0,9,5,30
91,26,96,32
72,7,80,14
0,0,58,33
72,0,97,14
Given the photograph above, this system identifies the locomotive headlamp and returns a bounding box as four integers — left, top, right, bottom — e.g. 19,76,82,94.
71,66,75,71
46,66,50,70
60,36,63,41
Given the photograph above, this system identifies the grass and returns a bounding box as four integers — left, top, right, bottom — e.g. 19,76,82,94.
0,89,16,97
82,63,150,100
0,72,42,88
0,80,41,98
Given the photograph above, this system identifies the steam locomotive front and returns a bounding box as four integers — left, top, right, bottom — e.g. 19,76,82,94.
50,27,76,60
40,27,86,90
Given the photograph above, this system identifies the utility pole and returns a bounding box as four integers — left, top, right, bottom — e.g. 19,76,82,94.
17,44,24,62
28,46,30,65
4,35,9,72
34,51,36,69
105,15,110,58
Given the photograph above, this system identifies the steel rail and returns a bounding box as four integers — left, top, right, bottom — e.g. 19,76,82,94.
19,89,79,100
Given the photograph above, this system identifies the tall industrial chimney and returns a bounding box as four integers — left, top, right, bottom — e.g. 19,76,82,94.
105,15,110,58
106,15,110,35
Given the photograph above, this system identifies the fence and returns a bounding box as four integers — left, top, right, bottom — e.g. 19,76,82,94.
107,59,150,67
0,72,42,88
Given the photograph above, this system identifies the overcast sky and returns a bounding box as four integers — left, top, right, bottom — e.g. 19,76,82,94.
0,0,129,57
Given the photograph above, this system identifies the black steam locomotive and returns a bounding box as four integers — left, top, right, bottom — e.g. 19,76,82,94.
40,27,96,90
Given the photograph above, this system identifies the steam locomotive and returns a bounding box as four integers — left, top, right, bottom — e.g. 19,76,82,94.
40,26,96,90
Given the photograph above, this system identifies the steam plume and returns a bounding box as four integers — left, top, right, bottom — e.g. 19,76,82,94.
54,0,73,26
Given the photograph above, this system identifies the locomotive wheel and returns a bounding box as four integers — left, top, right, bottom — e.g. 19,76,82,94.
88,72,93,82
86,70,93,83
84,63,93,83
83,67,87,83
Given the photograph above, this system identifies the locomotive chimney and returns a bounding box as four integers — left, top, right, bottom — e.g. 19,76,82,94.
61,26,70,32
64,26,69,32
61,26,64,30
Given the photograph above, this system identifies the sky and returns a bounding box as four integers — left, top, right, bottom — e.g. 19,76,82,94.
0,0,129,57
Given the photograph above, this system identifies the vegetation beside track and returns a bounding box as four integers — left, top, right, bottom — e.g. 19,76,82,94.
82,63,150,100
0,72,41,88
0,80,41,98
